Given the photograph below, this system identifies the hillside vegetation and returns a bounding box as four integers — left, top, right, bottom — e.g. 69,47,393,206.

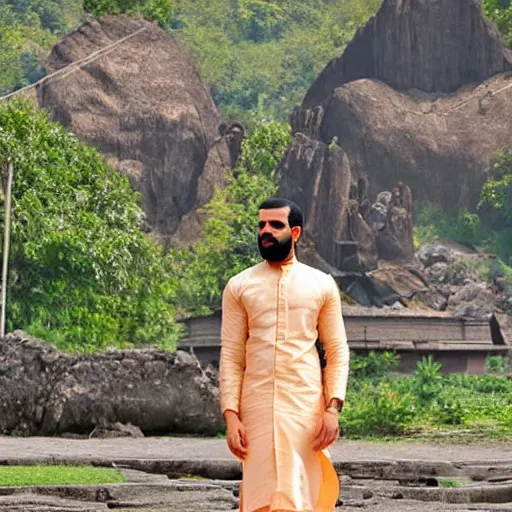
1,0,511,123
0,100,182,351
0,0,511,352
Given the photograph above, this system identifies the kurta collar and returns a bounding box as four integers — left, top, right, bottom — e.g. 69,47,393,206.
264,255,297,274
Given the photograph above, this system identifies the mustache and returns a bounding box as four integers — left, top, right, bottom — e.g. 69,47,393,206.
259,234,278,243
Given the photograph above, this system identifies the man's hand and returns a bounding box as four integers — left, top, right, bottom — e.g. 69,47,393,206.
224,410,248,460
312,411,340,452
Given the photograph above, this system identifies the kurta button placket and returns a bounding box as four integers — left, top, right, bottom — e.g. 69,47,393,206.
274,269,287,493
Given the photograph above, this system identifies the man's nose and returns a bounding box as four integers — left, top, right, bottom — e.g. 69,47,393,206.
260,223,273,234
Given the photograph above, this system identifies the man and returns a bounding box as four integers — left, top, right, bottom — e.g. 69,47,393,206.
219,197,350,512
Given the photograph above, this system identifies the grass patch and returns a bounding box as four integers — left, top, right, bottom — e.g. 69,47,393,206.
0,465,125,487
438,477,470,488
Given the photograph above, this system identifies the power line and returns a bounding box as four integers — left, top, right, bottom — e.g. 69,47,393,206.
0,26,148,104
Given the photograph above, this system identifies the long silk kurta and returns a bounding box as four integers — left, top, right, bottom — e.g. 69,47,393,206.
219,257,350,512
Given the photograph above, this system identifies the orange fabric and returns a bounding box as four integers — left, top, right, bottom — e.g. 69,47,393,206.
220,258,350,512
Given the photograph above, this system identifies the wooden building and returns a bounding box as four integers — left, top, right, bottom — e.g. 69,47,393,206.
177,309,510,374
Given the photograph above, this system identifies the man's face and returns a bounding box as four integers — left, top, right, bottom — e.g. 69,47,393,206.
257,207,300,262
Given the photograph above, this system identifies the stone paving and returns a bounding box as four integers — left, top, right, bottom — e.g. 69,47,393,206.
1,437,512,511
2,436,512,463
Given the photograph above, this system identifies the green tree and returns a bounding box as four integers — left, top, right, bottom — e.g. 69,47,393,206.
0,3,62,96
169,120,291,316
478,150,512,262
5,0,69,33
482,0,512,47
0,100,181,352
478,150,512,227
83,0,176,27
236,0,285,42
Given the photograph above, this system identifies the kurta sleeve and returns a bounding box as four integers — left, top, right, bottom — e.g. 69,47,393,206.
219,278,248,415
318,275,350,402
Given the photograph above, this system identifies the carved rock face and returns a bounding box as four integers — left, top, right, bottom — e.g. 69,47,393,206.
38,15,231,244
278,133,378,271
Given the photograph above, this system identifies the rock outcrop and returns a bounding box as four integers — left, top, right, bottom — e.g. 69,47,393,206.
283,0,512,253
413,242,512,325
279,134,378,272
38,15,232,245
279,132,415,272
302,0,512,105
292,76,512,214
0,331,223,436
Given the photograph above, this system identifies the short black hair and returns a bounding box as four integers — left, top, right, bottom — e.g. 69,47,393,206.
258,197,304,230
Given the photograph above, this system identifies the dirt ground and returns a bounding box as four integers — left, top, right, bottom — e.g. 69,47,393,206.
2,436,512,464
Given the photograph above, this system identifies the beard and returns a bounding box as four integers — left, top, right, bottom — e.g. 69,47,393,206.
258,233,293,262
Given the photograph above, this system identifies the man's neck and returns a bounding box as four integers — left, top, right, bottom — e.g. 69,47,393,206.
266,252,296,270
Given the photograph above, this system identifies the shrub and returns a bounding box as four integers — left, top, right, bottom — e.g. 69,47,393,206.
0,100,181,352
344,379,416,437
350,351,400,380
486,355,510,374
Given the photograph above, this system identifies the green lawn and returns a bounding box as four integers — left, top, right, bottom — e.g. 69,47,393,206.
0,465,125,487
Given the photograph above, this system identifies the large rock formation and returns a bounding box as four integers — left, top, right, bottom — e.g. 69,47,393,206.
37,15,232,245
279,131,415,272
279,134,378,272
303,0,512,105
284,0,512,236
0,331,223,436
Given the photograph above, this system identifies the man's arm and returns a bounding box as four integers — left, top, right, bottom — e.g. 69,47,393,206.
318,275,350,410
313,275,350,451
219,279,248,415
219,279,249,459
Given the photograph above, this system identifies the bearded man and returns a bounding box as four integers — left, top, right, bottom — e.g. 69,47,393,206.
219,197,350,512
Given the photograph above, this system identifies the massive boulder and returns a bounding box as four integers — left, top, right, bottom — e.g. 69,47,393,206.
285,0,512,221
37,15,231,245
0,331,223,436
303,0,512,105
294,76,512,213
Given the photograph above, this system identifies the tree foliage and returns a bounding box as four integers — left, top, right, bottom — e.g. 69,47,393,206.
0,100,181,351
482,0,512,47
176,0,382,123
83,0,176,27
415,149,512,264
478,150,512,228
169,120,291,317
0,1,83,96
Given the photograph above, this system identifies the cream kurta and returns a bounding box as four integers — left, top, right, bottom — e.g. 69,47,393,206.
219,258,350,512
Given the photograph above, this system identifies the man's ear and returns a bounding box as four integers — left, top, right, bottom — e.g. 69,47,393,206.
291,226,302,243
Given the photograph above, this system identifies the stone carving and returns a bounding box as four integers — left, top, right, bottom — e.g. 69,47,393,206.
375,181,415,262
217,121,246,168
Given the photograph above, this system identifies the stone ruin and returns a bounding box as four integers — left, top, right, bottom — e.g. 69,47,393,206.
0,331,223,437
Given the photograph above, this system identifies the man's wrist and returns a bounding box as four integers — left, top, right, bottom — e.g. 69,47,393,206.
223,409,240,423
327,398,343,412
